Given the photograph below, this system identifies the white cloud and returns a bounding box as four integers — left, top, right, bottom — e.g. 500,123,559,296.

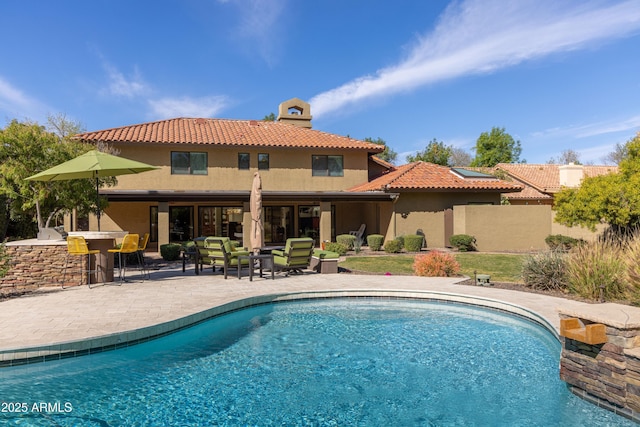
310,0,640,117
226,0,287,66
147,96,229,119
0,76,50,121
100,63,150,98
533,114,640,139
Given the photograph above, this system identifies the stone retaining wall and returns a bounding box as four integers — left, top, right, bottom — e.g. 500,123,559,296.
0,242,83,293
559,306,640,422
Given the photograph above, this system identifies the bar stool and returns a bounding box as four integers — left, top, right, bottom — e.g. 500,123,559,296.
137,233,150,279
62,236,104,288
108,233,142,282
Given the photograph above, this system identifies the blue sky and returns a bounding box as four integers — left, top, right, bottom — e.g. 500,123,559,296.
1,0,639,164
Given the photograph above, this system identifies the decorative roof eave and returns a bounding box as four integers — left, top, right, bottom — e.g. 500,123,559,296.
381,186,523,193
99,189,398,203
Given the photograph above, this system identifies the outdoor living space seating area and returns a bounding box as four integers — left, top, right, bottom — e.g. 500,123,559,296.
189,236,336,279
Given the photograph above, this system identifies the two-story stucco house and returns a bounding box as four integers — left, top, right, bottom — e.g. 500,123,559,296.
74,98,522,251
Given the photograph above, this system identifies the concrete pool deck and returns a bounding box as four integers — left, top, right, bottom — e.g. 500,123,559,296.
0,264,613,366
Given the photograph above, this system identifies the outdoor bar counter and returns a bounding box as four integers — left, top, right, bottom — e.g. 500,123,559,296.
68,231,127,282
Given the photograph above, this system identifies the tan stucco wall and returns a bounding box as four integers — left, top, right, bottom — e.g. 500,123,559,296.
391,192,500,248
454,205,552,252
111,144,370,192
551,210,605,241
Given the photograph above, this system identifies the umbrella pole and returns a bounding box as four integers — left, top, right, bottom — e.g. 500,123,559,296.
95,177,101,231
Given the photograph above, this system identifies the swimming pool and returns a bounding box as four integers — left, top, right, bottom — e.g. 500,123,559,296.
0,299,633,426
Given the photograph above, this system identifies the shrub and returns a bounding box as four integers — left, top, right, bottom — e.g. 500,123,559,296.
325,242,348,256
623,233,640,304
383,239,402,253
0,240,10,278
404,234,423,252
545,234,584,252
522,250,568,291
567,238,627,301
395,235,405,249
413,251,460,277
367,234,384,251
160,243,182,261
449,234,476,251
336,234,356,250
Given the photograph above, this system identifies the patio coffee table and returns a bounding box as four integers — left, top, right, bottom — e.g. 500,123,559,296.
238,253,274,281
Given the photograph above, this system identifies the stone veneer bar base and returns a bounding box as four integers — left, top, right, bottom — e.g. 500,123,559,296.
1,240,83,292
559,304,640,423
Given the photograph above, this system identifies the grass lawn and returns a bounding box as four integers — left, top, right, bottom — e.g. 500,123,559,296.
339,252,526,283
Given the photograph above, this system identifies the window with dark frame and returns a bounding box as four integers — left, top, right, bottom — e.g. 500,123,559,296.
171,152,207,175
312,155,343,176
258,153,269,170
238,153,250,170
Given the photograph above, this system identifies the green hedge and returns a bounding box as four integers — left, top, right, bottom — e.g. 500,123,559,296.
336,234,356,249
545,234,584,252
325,242,348,256
367,234,384,251
449,234,476,251
404,234,423,252
160,243,182,261
384,239,402,253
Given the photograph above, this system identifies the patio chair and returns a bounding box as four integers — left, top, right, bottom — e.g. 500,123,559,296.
272,237,314,276
62,236,104,288
137,233,150,279
108,233,143,282
201,237,251,279
349,223,366,245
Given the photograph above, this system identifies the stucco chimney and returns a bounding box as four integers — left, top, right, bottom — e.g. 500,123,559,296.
277,98,312,128
558,163,584,187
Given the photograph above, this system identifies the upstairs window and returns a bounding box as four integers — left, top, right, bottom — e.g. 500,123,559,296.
238,153,250,170
258,153,270,170
312,155,343,176
171,152,207,175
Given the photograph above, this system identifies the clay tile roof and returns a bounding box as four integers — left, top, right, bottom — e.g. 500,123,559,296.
495,163,618,193
503,186,552,200
369,155,394,169
74,118,384,152
348,161,523,192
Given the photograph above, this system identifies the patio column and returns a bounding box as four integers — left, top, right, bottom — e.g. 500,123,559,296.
319,201,332,245
158,202,169,248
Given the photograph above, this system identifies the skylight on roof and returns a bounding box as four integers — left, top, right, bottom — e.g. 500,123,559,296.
450,168,497,179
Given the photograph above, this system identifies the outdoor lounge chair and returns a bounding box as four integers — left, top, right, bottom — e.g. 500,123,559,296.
272,237,314,275
200,237,251,279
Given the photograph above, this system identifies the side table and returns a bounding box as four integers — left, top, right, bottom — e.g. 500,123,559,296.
238,253,274,281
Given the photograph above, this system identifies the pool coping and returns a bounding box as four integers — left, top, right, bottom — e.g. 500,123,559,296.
0,288,558,367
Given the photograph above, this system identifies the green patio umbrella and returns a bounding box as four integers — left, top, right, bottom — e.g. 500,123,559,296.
25,150,158,230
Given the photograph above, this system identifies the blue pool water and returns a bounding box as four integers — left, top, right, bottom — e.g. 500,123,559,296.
0,299,634,426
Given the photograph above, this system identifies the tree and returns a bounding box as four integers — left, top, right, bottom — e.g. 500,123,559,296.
364,137,397,164
470,127,522,167
263,112,276,121
406,139,452,166
547,149,581,165
449,147,473,166
0,119,99,237
554,132,640,231
602,138,632,165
